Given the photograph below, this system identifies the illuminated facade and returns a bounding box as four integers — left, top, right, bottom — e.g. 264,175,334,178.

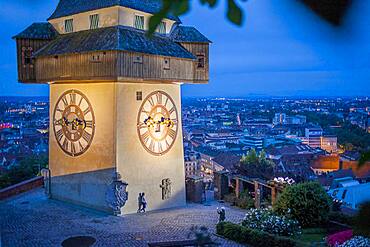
14,0,210,215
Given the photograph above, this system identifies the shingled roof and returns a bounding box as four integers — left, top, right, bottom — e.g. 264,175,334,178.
171,26,211,43
48,0,181,22
34,26,196,59
13,23,58,40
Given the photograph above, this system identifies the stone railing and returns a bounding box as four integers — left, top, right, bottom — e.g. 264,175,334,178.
0,176,44,200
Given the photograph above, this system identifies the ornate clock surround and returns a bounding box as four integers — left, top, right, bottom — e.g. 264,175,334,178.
52,89,95,157
137,90,179,156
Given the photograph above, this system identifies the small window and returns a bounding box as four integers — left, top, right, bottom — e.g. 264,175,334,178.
89,14,99,29
196,54,205,69
90,54,102,63
134,15,144,30
163,58,170,70
22,47,33,66
157,21,166,34
65,19,74,33
136,91,143,101
133,55,143,64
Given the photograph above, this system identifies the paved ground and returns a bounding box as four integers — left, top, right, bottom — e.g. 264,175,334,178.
0,189,246,247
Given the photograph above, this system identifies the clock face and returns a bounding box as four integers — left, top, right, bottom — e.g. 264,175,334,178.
137,91,178,156
53,89,95,157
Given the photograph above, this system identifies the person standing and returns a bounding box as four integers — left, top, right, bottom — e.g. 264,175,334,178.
137,193,143,213
141,193,147,213
217,207,226,222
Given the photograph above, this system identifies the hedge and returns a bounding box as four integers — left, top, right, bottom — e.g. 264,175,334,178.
216,221,297,247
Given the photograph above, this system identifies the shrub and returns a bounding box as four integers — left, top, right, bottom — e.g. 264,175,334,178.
353,202,370,238
328,211,355,226
339,236,370,247
216,221,297,247
224,191,254,209
326,230,353,247
274,182,331,227
235,190,254,209
223,193,236,206
242,208,301,236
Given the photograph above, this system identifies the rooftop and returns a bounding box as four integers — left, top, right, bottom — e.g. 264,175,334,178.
49,0,181,22
171,26,211,43
0,188,244,246
34,26,196,59
13,23,58,40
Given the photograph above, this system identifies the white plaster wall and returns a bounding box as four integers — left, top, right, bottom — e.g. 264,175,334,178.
49,7,119,33
49,83,117,212
115,82,186,214
49,6,175,34
118,7,175,34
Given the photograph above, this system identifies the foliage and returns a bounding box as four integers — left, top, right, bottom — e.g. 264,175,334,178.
223,191,254,209
274,182,331,228
292,228,327,247
328,211,354,226
304,112,370,151
358,151,370,167
239,149,275,179
339,236,370,247
223,193,237,205
326,230,353,247
216,221,297,247
187,225,217,246
235,190,255,209
0,154,48,189
241,208,301,236
148,0,244,34
353,202,370,238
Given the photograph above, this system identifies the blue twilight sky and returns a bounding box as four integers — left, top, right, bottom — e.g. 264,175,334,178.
1,0,370,97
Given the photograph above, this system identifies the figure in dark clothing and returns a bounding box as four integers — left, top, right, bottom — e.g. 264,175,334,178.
141,193,147,212
137,193,143,213
217,207,226,223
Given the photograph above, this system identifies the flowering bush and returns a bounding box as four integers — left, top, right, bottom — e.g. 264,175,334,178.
339,236,370,247
326,230,353,247
241,208,301,236
274,182,331,227
273,177,295,185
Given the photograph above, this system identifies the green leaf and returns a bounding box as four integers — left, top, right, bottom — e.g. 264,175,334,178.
358,150,370,167
172,0,190,16
227,0,243,25
148,0,172,36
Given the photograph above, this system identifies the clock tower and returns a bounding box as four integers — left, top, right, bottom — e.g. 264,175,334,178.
14,0,210,215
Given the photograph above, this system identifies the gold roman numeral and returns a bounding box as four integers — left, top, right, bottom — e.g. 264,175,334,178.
141,131,150,144
85,120,93,129
158,142,163,153
82,131,92,143
78,96,83,107
156,92,162,105
148,139,155,151
168,128,176,140
71,142,76,155
78,141,84,152
56,129,64,142
61,96,68,107
83,107,91,116
69,93,76,105
62,138,69,151
148,96,155,106
169,107,176,115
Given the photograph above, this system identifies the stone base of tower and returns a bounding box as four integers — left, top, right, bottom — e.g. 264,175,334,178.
50,168,115,213
48,82,186,215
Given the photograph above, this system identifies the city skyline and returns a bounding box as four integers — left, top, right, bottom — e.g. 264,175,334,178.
1,0,370,97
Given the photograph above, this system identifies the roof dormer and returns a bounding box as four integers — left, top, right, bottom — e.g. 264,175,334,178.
48,0,180,34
